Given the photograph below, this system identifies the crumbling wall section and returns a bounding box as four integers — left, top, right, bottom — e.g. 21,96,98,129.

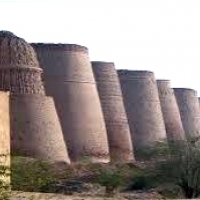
32,43,110,163
118,70,166,150
157,80,185,141
0,67,44,94
174,88,200,139
92,61,134,162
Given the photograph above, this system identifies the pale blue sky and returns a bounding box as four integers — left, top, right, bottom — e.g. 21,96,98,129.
0,0,200,93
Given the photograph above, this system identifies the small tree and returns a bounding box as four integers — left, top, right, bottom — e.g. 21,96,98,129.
96,168,124,197
156,137,200,198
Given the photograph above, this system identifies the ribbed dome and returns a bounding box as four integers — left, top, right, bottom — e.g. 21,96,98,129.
0,31,40,68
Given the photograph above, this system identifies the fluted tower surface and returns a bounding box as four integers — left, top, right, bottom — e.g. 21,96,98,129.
91,61,134,162
0,91,10,184
118,70,166,150
174,88,200,139
10,94,70,163
0,31,44,94
32,43,110,163
157,80,185,141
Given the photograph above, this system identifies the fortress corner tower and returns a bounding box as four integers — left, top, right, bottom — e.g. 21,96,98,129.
0,31,70,164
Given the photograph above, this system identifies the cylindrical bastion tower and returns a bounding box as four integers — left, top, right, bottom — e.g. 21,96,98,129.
157,80,185,141
10,94,69,163
0,31,70,163
91,61,134,162
118,70,166,150
31,43,110,163
174,88,200,139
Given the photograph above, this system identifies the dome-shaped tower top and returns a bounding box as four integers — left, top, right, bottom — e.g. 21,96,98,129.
0,30,40,69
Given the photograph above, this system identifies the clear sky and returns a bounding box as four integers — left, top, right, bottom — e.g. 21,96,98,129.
0,0,200,94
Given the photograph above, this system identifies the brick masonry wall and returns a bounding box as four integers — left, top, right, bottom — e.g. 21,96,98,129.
0,67,45,94
32,43,110,163
91,61,134,162
118,70,167,150
10,94,70,164
174,88,200,139
157,80,185,141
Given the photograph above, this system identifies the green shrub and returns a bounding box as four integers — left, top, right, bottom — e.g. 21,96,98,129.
155,138,200,198
0,163,10,200
96,168,124,196
11,156,57,192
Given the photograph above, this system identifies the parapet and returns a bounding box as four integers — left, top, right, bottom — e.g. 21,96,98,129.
31,43,93,83
118,70,166,151
31,43,88,54
10,94,70,164
92,61,134,162
157,80,185,141
173,88,197,97
117,70,154,81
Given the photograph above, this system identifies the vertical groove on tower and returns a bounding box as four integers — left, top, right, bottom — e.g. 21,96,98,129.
0,31,70,164
32,43,110,163
91,61,134,162
157,80,185,141
118,70,166,150
174,88,200,139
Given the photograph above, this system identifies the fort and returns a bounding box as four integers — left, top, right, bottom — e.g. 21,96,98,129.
118,70,167,151
91,61,134,162
0,30,199,170
157,80,185,141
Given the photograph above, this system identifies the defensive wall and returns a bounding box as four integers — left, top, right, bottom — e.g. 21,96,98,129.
91,61,134,162
0,31,70,164
118,70,167,150
32,43,110,163
174,88,200,139
157,80,185,141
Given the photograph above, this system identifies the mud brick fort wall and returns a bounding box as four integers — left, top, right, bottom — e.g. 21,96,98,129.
0,31,70,164
174,88,200,139
91,61,134,162
31,43,110,163
0,30,200,165
118,70,167,150
157,80,185,141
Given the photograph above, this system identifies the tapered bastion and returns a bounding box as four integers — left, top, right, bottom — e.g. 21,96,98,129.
0,31,70,163
32,43,110,163
91,61,134,162
174,88,200,139
0,31,44,94
118,70,166,150
157,80,185,141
